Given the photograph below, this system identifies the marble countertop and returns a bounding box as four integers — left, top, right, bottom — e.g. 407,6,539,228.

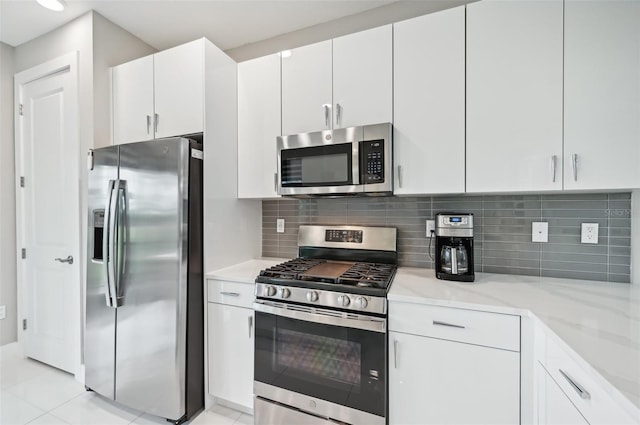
205,258,289,283
389,268,640,414
205,258,640,415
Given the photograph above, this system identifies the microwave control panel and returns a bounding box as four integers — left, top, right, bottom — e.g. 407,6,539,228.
362,139,385,184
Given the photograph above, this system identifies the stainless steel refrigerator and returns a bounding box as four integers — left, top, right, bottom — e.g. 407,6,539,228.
85,137,203,425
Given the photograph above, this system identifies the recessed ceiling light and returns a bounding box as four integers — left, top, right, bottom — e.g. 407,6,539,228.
36,0,65,12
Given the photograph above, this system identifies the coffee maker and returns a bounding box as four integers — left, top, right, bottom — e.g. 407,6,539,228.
435,213,474,282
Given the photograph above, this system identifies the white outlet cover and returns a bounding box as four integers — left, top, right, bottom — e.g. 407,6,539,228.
276,218,285,233
532,222,549,243
581,223,599,244
426,220,435,237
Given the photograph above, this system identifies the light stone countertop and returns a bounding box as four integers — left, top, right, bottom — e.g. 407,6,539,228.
204,259,640,417
389,268,640,416
205,258,290,284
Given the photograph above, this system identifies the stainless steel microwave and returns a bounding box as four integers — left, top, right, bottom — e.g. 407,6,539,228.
277,123,393,197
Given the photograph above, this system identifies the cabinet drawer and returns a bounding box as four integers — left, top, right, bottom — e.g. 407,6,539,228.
541,334,637,425
389,302,520,352
207,279,254,308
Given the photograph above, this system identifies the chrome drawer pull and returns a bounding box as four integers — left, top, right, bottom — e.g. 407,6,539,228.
433,320,465,329
219,291,240,297
559,369,591,400
393,339,399,369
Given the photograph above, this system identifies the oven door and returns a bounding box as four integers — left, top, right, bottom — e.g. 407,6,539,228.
254,301,386,424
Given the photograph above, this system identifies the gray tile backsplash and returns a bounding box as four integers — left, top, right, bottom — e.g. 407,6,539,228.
262,193,632,283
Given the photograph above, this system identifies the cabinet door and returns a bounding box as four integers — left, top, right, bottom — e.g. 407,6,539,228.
537,363,588,425
393,8,465,195
207,303,254,410
154,39,204,138
238,54,281,199
281,40,332,135
466,0,563,192
333,25,392,129
389,331,520,425
564,1,640,190
112,55,154,144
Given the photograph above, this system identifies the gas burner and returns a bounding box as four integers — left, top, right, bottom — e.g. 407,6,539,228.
259,258,325,280
337,262,396,289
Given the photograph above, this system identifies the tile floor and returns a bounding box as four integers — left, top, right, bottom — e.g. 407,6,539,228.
0,343,252,425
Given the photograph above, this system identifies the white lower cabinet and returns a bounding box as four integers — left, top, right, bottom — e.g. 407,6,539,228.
207,280,254,411
537,362,588,425
389,302,520,425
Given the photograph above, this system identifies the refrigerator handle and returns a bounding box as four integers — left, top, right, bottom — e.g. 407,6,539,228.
113,181,127,307
103,180,117,307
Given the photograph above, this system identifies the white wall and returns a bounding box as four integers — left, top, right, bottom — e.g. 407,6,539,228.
0,42,17,345
632,190,640,284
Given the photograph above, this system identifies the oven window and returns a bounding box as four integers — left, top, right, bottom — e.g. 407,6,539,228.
277,329,361,389
255,311,386,417
281,143,353,187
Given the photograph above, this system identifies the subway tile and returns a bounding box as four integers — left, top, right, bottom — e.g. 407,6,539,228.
608,192,631,200
484,257,540,269
609,265,630,275
483,249,541,261
609,255,631,266
609,218,631,228
609,246,631,256
542,200,608,210
541,269,607,282
541,260,607,274
484,209,541,218
483,200,541,210
483,242,540,252
483,265,541,277
541,252,607,264
542,193,607,201
541,243,607,255
607,274,631,283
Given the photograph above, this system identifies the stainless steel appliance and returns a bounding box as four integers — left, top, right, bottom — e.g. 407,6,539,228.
435,213,475,282
277,123,393,197
85,137,203,425
253,225,397,425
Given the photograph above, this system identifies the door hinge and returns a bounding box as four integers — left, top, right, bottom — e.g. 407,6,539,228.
21,248,26,259
20,176,25,187
19,104,23,116
23,319,27,330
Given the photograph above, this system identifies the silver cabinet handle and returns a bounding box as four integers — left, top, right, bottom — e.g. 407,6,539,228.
248,315,253,338
397,165,403,188
146,115,151,135
393,339,399,369
274,172,278,194
433,320,466,329
154,113,159,134
571,153,578,181
55,255,74,264
559,369,591,400
219,291,240,297
550,155,557,183
335,103,342,128
322,104,331,129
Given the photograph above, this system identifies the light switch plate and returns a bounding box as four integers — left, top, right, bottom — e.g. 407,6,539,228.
581,223,599,244
0,305,5,320
276,219,285,233
532,222,549,243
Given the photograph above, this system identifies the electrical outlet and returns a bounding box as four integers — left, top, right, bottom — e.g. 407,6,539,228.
531,222,549,243
0,305,5,320
581,223,599,244
276,219,285,233
426,220,435,237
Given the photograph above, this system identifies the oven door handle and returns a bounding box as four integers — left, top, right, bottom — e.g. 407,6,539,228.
253,302,386,333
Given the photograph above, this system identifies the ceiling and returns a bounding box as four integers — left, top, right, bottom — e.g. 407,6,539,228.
0,0,402,51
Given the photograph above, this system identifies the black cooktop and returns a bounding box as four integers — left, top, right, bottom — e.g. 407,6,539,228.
257,258,397,296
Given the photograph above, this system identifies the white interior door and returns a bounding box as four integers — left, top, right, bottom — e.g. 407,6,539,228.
15,52,80,374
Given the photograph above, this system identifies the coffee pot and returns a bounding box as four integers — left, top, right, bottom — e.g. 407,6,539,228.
435,213,475,282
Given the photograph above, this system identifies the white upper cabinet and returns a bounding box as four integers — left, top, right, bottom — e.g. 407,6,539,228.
238,54,281,199
281,40,333,135
112,55,154,144
332,25,392,129
393,7,465,195
466,0,563,193
112,39,204,144
281,25,392,136
563,0,640,190
153,39,204,139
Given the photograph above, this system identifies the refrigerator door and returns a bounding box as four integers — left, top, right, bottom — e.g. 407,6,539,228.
85,145,119,399
114,138,190,420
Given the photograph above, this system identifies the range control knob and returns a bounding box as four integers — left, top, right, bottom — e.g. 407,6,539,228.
265,286,276,297
354,296,368,309
306,291,319,302
337,295,351,307
278,287,291,299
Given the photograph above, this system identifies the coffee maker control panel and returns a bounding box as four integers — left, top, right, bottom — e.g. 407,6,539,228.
436,213,474,233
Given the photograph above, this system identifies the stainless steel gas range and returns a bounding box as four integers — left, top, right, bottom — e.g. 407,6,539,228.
253,225,397,425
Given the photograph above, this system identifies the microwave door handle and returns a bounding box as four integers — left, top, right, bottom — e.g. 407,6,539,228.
353,141,360,185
